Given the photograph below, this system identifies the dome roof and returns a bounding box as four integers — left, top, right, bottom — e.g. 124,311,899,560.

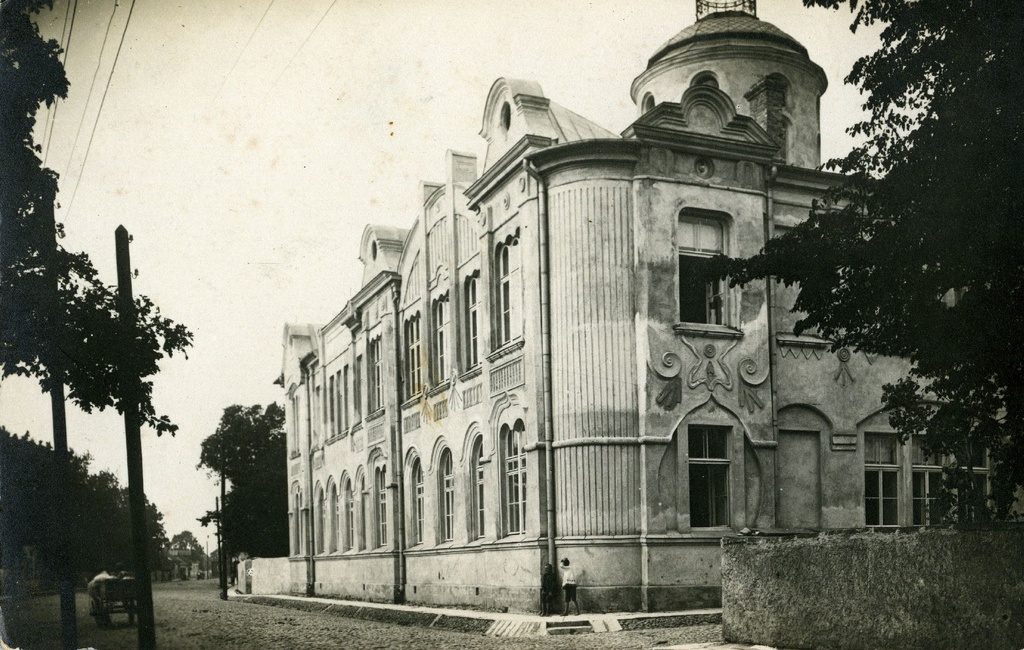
648,11,806,68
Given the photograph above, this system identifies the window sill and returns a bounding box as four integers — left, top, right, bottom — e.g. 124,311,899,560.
776,333,830,349
289,451,301,460
487,339,525,363
460,366,483,382
350,422,363,433
401,394,423,410
426,380,450,397
325,434,345,447
366,409,385,422
673,323,743,339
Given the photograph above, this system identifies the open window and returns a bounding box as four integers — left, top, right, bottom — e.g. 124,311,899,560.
678,211,727,325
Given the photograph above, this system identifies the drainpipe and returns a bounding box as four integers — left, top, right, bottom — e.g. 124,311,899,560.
391,284,407,603
304,364,316,596
764,165,781,523
524,160,557,566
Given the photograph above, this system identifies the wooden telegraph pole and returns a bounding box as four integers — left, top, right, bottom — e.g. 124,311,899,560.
115,226,156,649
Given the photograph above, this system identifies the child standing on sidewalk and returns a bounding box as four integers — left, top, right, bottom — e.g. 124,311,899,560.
560,558,579,616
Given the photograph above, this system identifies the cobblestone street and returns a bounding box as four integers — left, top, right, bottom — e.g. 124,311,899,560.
7,581,723,649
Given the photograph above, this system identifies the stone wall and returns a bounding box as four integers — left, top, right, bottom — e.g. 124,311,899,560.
250,557,291,596
721,528,1024,650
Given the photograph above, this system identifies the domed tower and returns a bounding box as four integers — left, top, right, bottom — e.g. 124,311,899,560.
631,0,827,168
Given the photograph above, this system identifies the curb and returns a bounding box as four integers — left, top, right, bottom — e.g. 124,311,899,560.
238,594,721,638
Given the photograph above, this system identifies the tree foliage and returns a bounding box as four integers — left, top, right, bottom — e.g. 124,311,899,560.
0,426,169,587
0,0,192,434
717,0,1024,520
198,404,289,557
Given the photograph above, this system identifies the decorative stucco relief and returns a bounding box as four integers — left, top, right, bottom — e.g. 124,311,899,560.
679,336,738,392
833,347,855,386
738,356,769,413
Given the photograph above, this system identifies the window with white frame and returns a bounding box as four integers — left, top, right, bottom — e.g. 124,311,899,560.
343,479,354,552
375,465,388,548
493,239,520,348
341,365,350,430
353,355,363,421
411,459,424,545
405,315,422,398
368,337,383,412
432,296,449,383
328,374,336,437
503,421,527,535
291,489,301,555
678,213,726,325
329,483,339,553
864,433,899,527
688,425,730,527
358,475,367,550
472,437,485,539
315,486,325,554
465,275,480,368
439,449,455,542
911,436,942,526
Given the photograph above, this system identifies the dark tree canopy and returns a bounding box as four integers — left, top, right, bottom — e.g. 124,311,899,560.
198,404,289,557
718,0,1024,520
0,427,169,588
0,0,192,434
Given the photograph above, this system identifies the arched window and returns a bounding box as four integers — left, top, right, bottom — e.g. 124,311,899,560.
329,483,339,553
690,71,719,89
343,479,354,552
642,92,655,114
464,275,480,368
471,437,485,539
375,465,388,548
503,420,527,535
439,449,455,542
315,486,326,554
411,459,424,545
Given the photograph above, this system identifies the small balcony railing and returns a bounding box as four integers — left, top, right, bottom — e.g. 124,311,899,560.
696,0,756,19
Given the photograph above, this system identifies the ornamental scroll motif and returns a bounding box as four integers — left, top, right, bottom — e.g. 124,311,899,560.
649,349,685,411
737,356,769,413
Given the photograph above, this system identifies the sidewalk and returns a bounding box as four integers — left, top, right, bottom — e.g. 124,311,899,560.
231,589,721,638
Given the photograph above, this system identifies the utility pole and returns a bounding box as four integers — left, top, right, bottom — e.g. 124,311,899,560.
217,494,227,600
115,226,156,649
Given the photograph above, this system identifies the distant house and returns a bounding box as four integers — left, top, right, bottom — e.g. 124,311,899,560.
280,0,986,612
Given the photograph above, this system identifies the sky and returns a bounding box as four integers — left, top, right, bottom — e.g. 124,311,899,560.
0,0,879,542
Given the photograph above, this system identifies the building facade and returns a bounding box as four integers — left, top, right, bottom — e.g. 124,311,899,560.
280,1,983,612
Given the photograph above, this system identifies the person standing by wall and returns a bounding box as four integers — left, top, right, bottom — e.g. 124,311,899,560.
540,564,557,616
560,558,579,616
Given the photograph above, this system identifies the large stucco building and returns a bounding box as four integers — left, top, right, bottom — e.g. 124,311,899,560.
279,0,982,612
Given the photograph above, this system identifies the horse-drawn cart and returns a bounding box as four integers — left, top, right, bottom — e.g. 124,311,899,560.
88,575,136,628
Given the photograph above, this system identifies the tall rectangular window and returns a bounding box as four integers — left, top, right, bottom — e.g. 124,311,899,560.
678,214,725,325
472,438,485,539
503,422,527,535
911,436,942,526
353,356,362,421
313,375,322,446
290,395,300,452
335,370,343,432
465,276,479,368
432,297,448,383
440,450,454,542
497,245,512,345
376,466,388,548
328,375,336,437
343,480,354,552
865,433,898,526
405,316,422,398
368,338,383,412
411,460,424,545
688,425,730,527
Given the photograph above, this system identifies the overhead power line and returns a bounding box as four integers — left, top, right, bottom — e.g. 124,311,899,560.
64,0,138,221
62,0,119,193
271,0,338,90
215,0,277,101
42,0,78,165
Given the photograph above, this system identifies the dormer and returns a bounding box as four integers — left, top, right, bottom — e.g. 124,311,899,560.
479,77,617,172
359,224,408,286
